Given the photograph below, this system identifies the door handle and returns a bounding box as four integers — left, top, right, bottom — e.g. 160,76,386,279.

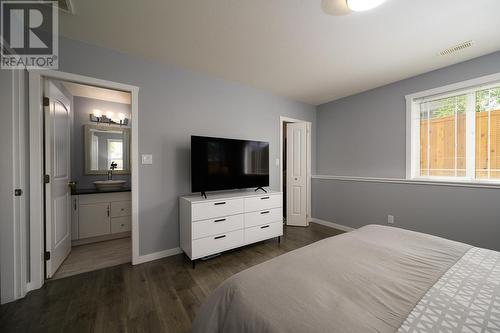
214,218,226,223
214,202,226,205
107,205,110,217
260,225,270,229
214,235,226,240
260,197,270,200
260,211,270,215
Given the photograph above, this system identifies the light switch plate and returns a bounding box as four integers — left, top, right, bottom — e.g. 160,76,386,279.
141,154,153,165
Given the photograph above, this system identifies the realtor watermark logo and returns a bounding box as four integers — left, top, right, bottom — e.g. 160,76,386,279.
1,1,58,69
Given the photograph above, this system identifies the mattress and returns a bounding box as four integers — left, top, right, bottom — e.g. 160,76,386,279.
192,225,500,332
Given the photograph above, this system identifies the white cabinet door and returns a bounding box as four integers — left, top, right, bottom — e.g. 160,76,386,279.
71,196,79,240
79,203,111,239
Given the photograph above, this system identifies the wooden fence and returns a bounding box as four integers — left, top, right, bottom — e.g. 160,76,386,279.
420,109,500,178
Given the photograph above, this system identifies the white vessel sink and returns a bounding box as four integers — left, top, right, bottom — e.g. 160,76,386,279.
93,180,126,191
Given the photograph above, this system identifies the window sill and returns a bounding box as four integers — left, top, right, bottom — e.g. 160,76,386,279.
409,177,500,188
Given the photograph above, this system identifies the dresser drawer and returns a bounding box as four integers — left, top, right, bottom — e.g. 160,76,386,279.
192,198,244,221
244,194,282,212
192,229,244,259
245,222,282,245
111,201,131,217
244,208,282,228
111,216,131,233
192,214,244,239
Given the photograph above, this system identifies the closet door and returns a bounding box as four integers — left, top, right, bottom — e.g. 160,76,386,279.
286,122,308,227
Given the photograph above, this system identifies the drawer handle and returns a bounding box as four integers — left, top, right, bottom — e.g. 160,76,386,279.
214,218,226,223
214,235,226,240
260,225,270,229
214,202,226,205
260,197,270,200
260,211,270,215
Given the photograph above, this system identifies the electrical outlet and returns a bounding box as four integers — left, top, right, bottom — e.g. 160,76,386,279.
387,215,395,224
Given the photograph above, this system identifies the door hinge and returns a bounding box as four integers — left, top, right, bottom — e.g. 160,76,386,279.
14,188,23,196
44,251,51,261
44,174,50,184
43,97,49,106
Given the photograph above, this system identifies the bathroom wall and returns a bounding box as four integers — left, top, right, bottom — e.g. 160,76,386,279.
72,96,132,189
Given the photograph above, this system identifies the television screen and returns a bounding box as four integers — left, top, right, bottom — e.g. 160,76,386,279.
191,136,269,192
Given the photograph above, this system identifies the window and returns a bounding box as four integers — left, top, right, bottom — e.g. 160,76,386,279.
407,76,500,183
107,139,124,170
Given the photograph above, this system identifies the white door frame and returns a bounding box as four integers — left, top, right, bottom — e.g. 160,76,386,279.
28,70,140,292
1,70,28,304
279,116,312,224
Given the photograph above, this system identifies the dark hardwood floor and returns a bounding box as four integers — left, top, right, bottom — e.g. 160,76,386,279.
0,223,343,333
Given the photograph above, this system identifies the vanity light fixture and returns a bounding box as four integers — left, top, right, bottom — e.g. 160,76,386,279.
90,109,129,126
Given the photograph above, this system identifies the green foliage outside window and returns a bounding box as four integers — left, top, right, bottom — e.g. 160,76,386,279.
476,87,500,112
420,87,500,119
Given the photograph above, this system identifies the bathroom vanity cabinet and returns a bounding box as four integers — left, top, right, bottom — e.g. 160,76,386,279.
71,191,131,245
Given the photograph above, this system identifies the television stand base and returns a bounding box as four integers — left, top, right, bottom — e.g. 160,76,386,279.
254,187,267,193
201,191,207,199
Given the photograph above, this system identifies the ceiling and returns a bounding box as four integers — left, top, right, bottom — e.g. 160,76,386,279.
62,81,131,104
59,0,500,105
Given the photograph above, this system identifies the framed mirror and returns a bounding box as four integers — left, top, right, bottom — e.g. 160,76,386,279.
84,124,131,175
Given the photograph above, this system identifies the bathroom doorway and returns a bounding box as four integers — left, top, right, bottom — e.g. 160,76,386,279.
28,71,139,289
44,78,133,279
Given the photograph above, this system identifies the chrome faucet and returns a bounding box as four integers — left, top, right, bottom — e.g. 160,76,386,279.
108,161,118,180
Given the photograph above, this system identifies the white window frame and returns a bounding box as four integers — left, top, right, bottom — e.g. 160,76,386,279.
406,72,500,185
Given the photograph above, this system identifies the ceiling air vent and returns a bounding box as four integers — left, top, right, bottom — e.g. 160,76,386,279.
439,40,474,56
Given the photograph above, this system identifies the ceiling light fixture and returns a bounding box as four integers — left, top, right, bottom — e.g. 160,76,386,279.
346,0,385,11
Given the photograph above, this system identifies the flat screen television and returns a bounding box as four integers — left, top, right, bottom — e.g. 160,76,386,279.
191,136,269,193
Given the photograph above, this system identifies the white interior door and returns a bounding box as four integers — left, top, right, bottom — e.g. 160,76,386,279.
44,81,72,278
286,122,308,226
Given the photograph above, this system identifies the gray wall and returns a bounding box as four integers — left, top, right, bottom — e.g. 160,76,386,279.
314,51,500,250
57,37,316,256
72,96,131,189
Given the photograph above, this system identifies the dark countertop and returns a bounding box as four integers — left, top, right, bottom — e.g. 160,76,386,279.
71,187,131,195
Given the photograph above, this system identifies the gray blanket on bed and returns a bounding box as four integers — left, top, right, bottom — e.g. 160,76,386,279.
192,225,471,333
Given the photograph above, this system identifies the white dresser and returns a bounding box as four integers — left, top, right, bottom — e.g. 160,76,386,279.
180,190,283,267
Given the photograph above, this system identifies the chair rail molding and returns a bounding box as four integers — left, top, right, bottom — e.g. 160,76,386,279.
312,175,500,190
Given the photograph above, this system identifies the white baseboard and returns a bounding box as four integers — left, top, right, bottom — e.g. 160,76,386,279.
310,218,355,232
135,247,183,265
